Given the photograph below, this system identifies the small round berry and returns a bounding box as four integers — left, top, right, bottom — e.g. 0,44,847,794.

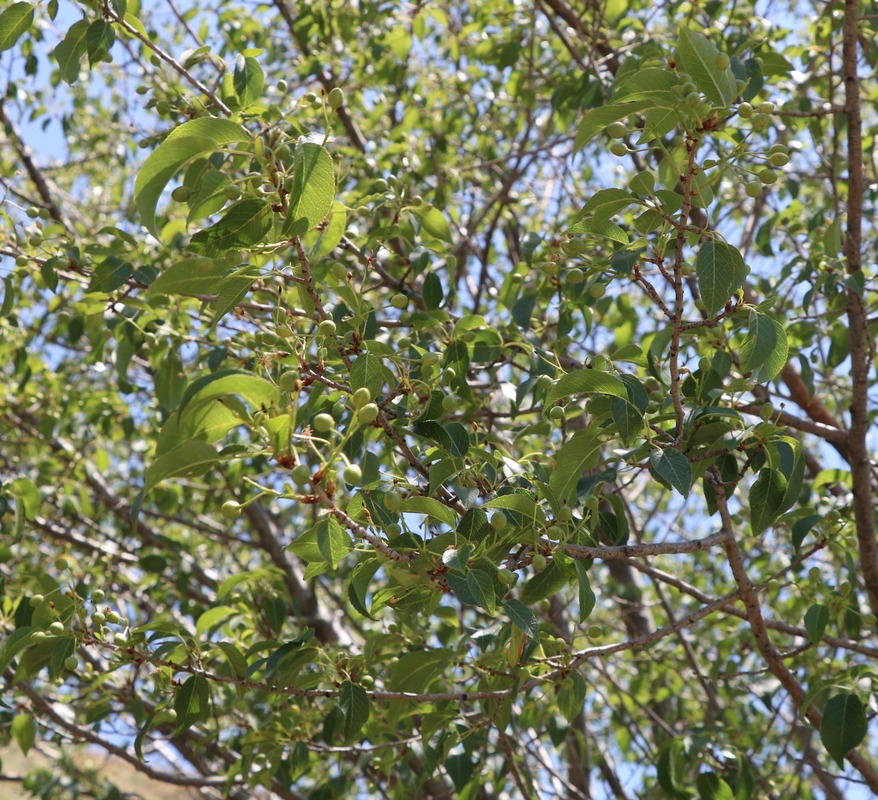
313,413,334,433
498,568,517,586
279,371,299,392
343,464,363,484
64,655,78,671
328,87,346,109
220,500,242,520
745,181,763,198
352,387,372,409
113,632,127,646
49,621,65,635
566,267,584,285
609,142,629,157
769,152,789,167
757,100,775,114
171,186,191,203
549,406,565,421
54,557,69,571
532,553,548,571
758,168,778,185
318,319,337,336
714,52,731,70
489,512,507,532
589,283,607,299
292,463,311,486
91,589,105,604
606,121,627,139
357,403,380,425
737,102,753,119
390,293,408,310
384,492,404,512
29,594,45,609
92,611,107,625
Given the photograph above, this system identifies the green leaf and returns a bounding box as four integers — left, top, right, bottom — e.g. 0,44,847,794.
574,561,596,622
520,562,567,604
338,681,370,740
215,641,248,679
287,517,352,566
388,649,450,693
749,467,787,534
574,101,652,150
547,369,629,404
134,118,247,235
503,599,539,640
466,568,496,614
148,257,229,296
233,55,264,106
11,712,36,756
348,559,381,618
676,27,736,105
820,692,867,766
567,217,629,244
557,671,587,722
695,241,747,315
657,738,692,800
611,397,643,446
350,353,384,400
572,188,635,226
413,205,453,244
307,199,346,259
178,370,280,417
422,272,444,310
85,19,115,66
196,605,238,636
649,449,692,497
740,309,788,383
0,628,35,673
283,143,335,236
549,430,603,503
174,675,210,733
188,199,274,256
803,604,829,646
696,772,734,800
144,440,218,493
212,265,261,324
0,2,34,52
401,496,457,527
87,256,132,293
53,19,90,84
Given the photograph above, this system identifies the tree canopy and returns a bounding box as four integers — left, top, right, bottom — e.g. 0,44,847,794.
2,0,878,797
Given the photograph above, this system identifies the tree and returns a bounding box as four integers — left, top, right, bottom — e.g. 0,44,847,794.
1,0,877,797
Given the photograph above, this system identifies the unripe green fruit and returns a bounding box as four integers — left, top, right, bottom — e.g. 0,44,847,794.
606,121,627,139
549,406,565,421
113,632,127,646
275,324,294,338
385,523,402,537
442,395,457,414
745,181,762,198
490,512,507,532
313,413,334,432
136,84,150,95
156,100,171,114
92,611,106,625
714,52,730,70
224,184,242,200
384,492,403,512
546,525,562,539
27,207,39,218
558,506,573,523
757,101,775,114
750,113,770,132
328,87,345,109
221,500,242,520
769,152,789,167
303,92,318,103
737,102,753,119
372,178,389,192
16,255,28,267
319,319,337,336
28,234,42,247
343,463,363,484
292,463,311,486
92,589,105,603
357,403,379,425
758,168,778,184
64,655,78,671
532,553,547,571
699,356,712,373
352,387,372,408
49,621,65,635
498,568,517,586
32,631,47,641
171,186,191,203
609,142,629,157
279,371,299,392
649,389,664,402
566,267,584,284
29,594,45,608
390,293,408,310
540,261,559,277
535,374,553,390
586,625,603,639
54,557,69,571
808,567,821,581
685,91,701,107
276,79,288,93
759,403,774,421
590,355,608,371
589,283,606,299
680,262,694,276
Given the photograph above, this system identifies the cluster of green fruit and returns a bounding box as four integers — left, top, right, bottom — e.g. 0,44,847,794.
28,582,129,673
